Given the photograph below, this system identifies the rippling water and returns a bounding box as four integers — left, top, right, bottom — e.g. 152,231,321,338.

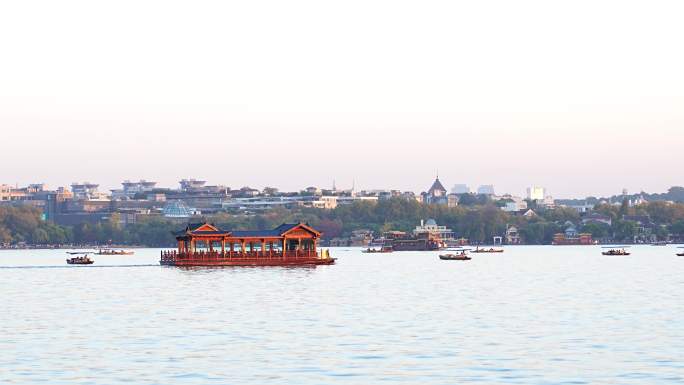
1,246,683,384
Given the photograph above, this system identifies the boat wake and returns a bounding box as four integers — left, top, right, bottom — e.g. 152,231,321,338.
0,264,159,269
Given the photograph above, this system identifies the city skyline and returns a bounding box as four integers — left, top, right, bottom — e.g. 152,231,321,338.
0,176,675,201
1,1,683,198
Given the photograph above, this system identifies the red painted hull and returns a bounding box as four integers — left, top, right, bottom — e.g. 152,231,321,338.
160,257,336,267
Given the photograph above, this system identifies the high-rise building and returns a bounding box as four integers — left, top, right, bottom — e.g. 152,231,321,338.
527,186,546,201
477,185,495,195
451,184,470,194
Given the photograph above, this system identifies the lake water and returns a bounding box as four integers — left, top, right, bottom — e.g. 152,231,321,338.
1,246,683,385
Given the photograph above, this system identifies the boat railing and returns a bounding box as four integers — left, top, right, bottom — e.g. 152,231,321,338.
160,249,329,261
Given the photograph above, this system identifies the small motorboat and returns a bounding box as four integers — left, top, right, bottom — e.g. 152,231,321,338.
362,247,393,253
677,253,684,257
439,253,471,261
601,246,631,256
471,246,504,253
96,248,134,255
66,254,94,265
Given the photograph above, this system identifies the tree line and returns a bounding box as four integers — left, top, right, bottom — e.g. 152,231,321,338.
2,198,684,247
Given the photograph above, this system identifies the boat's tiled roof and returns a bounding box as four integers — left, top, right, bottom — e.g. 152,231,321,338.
185,222,207,231
175,222,316,238
231,230,282,237
274,223,299,233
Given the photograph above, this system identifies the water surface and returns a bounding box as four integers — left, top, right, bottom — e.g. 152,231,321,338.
1,246,682,384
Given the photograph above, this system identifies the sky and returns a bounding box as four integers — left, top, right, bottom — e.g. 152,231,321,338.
0,0,682,199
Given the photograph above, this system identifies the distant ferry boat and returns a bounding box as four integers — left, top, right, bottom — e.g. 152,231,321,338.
363,238,393,253
373,231,441,251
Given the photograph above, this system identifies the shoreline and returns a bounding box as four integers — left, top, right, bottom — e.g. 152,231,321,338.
0,245,151,250
3,243,681,251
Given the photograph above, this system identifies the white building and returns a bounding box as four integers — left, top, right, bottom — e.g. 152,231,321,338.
564,202,595,213
527,186,546,201
477,185,495,195
336,196,379,205
501,196,528,212
311,196,338,209
413,219,454,240
447,194,459,208
71,182,109,201
451,184,470,194
111,180,157,200
540,195,556,208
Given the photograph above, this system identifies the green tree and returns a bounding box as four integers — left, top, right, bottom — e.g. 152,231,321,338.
670,220,684,237
614,220,637,242
31,228,49,244
0,225,12,244
581,222,609,239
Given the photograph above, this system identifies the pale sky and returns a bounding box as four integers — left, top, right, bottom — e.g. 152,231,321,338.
1,0,682,198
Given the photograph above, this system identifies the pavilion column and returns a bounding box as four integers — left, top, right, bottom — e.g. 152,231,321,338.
261,239,266,257
283,237,287,258
221,239,225,256
241,240,246,257
298,238,302,257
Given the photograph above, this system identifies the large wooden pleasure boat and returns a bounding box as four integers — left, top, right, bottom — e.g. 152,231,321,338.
379,231,441,251
160,222,335,267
